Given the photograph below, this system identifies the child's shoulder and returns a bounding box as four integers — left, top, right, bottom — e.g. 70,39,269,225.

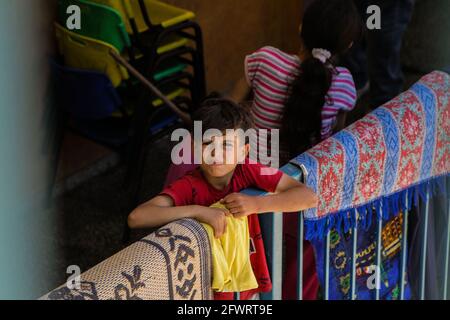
238,160,283,179
255,45,283,55
167,168,203,189
252,46,300,64
330,66,356,92
334,66,354,81
235,160,284,193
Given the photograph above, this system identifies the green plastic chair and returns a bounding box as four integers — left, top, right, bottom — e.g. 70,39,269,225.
57,0,131,52
86,0,195,34
131,0,196,31
87,0,190,52
57,0,188,81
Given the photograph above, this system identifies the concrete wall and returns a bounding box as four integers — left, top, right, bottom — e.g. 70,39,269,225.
0,0,58,298
162,0,304,93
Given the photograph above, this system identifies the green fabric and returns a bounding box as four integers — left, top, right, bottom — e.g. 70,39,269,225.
57,0,131,52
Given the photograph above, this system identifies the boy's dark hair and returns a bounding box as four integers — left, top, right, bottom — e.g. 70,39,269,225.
191,98,255,133
281,0,362,159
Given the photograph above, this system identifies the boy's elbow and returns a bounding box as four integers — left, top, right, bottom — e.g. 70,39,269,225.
128,209,141,229
303,188,319,210
310,192,319,208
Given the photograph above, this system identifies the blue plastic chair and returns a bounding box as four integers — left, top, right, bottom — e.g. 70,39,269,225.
51,59,180,147
52,59,122,119
52,59,135,147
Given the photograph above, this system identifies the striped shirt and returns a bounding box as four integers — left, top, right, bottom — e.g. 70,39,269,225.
245,46,357,140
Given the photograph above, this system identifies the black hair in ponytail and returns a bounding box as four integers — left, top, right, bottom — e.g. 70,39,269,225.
280,0,362,159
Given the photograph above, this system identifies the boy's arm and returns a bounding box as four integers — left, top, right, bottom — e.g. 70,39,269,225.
128,195,197,229
128,195,230,238
223,174,318,218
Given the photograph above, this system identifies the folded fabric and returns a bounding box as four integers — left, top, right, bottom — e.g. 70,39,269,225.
291,70,449,239
290,71,449,300
42,219,213,300
313,211,411,300
202,203,258,293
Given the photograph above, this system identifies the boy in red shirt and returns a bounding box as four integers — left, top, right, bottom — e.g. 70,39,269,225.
128,99,318,299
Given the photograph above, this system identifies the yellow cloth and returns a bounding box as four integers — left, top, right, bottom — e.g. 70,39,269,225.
201,203,258,293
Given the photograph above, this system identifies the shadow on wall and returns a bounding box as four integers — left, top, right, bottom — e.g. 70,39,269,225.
162,0,304,93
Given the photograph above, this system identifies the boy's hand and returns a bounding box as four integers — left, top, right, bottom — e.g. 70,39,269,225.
221,193,259,218
195,206,231,239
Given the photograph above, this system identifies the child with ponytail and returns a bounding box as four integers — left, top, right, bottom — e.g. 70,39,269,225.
231,0,362,299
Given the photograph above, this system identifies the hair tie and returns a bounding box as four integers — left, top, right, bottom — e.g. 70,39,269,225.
311,48,332,64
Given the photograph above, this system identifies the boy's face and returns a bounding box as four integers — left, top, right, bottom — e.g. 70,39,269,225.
198,131,249,178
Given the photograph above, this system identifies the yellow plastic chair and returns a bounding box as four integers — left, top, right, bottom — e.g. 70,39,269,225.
55,23,129,87
90,0,195,34
89,0,206,100
55,23,191,122
131,0,195,30
90,0,190,52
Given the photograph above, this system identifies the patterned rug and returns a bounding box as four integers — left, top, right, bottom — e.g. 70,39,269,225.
291,71,449,299
41,219,213,300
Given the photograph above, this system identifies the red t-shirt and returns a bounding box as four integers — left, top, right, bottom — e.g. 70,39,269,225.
160,161,283,300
